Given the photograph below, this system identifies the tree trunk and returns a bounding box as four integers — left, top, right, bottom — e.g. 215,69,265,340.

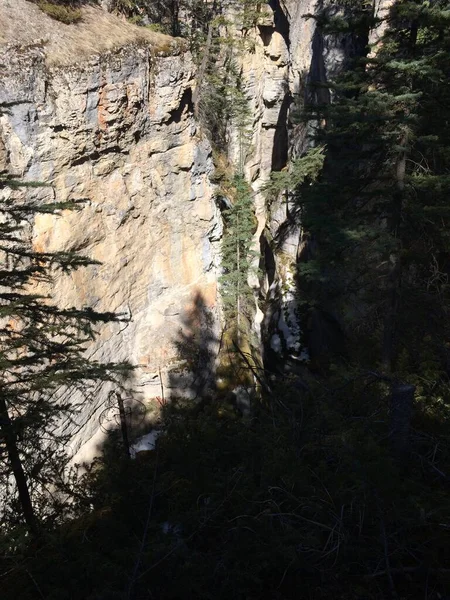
236,209,241,340
0,394,38,535
382,132,407,372
382,17,416,372
193,21,214,118
171,0,180,37
381,258,401,373
390,383,415,460
116,392,131,459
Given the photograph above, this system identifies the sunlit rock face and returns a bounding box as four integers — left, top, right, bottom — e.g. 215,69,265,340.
0,0,392,461
0,4,222,463
224,0,392,370
221,0,326,366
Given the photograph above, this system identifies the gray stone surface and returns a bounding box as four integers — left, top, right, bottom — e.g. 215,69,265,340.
226,0,392,360
0,36,221,464
0,0,393,462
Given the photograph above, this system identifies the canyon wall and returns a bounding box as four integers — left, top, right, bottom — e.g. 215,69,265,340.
0,1,221,462
227,0,390,371
225,0,333,369
0,0,391,461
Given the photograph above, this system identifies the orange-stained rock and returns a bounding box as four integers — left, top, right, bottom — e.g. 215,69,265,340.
0,26,222,465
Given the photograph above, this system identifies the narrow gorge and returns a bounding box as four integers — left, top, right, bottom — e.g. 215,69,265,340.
0,0,351,461
1,2,450,598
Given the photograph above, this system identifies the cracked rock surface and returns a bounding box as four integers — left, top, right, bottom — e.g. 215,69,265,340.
0,10,221,462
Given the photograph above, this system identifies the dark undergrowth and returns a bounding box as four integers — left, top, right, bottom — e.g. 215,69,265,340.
2,368,450,600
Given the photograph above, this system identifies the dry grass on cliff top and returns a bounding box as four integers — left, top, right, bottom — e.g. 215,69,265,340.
0,0,176,65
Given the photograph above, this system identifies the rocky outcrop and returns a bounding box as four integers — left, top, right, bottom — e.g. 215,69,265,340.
222,0,322,367
0,1,221,463
0,0,392,462
226,0,391,371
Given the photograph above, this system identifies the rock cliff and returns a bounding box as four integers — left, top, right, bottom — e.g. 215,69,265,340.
225,0,390,370
0,0,389,462
0,0,221,462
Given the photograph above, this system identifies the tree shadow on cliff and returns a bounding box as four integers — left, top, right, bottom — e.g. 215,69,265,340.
167,291,219,402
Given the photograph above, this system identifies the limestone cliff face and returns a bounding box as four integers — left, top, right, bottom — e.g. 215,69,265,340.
222,0,330,365
0,0,390,461
226,0,390,369
0,2,221,462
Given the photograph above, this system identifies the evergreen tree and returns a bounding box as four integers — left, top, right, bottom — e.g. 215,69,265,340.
297,0,450,382
0,136,129,535
220,175,256,339
197,3,261,342
3,5,450,600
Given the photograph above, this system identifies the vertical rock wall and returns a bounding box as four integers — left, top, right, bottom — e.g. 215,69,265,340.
0,0,393,461
223,0,324,368
226,0,391,371
0,36,221,462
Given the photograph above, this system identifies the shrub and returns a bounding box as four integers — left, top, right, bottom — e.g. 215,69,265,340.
37,2,82,24
145,23,169,34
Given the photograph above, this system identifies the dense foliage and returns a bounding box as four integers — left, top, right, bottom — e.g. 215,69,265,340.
299,0,450,379
220,175,256,338
30,0,83,24
2,373,450,599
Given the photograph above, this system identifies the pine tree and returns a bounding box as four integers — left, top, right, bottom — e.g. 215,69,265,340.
220,175,256,339
297,0,450,381
0,131,130,535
